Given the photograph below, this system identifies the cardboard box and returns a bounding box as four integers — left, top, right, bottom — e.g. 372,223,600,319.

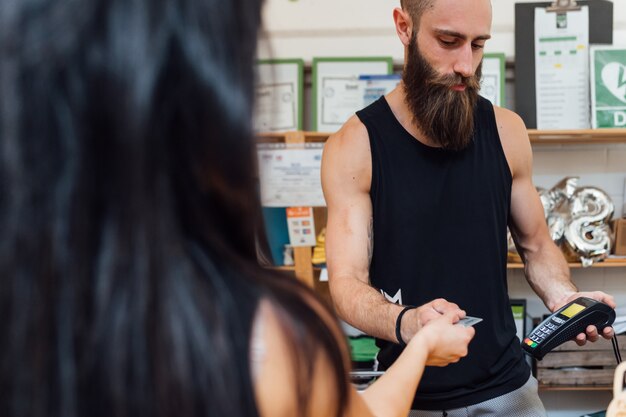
615,219,626,256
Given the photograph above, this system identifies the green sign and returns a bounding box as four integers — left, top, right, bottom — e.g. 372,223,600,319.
511,303,525,341
511,305,524,320
591,47,626,128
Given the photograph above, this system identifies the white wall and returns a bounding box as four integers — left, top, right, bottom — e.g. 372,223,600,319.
259,0,626,62
259,1,626,415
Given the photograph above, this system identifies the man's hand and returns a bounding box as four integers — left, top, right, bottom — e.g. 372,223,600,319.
401,298,465,343
551,291,616,346
411,311,475,367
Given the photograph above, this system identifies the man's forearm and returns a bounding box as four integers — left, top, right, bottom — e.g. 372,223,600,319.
329,275,403,342
524,241,576,312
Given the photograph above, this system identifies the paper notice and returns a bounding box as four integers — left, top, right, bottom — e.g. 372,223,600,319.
534,6,590,129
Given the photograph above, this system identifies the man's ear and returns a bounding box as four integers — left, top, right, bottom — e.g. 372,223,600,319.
393,7,413,47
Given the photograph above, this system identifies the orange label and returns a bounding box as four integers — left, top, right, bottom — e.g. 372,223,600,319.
286,207,312,218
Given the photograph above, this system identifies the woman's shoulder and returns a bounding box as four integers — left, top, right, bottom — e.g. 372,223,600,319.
251,296,358,417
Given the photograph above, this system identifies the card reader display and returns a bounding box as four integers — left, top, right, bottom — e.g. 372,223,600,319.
522,297,615,360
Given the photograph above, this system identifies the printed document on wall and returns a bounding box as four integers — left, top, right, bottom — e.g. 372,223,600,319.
257,143,326,207
254,83,297,132
534,6,590,129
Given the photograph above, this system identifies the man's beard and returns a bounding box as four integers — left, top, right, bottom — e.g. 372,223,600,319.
402,34,482,151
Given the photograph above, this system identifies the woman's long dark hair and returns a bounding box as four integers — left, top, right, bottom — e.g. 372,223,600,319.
0,1,349,416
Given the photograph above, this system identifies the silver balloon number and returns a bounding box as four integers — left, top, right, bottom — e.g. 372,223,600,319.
563,187,614,267
507,177,614,266
538,177,579,243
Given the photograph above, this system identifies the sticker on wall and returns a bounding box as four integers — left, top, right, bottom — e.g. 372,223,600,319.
286,207,316,247
591,46,626,128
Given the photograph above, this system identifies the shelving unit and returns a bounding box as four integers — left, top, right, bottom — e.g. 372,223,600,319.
257,131,328,287
259,129,626,286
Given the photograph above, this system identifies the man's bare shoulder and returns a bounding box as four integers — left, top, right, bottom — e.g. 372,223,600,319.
322,115,372,194
325,115,370,152
324,115,371,175
493,106,527,140
492,105,532,176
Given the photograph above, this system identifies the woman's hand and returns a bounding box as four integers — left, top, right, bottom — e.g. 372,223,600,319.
410,311,475,367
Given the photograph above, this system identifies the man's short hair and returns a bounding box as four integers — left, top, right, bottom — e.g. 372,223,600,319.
400,0,436,27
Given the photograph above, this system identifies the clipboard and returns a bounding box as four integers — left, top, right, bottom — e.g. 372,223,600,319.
514,0,613,129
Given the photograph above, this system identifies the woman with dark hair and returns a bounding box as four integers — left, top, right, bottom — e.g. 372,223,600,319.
0,1,474,416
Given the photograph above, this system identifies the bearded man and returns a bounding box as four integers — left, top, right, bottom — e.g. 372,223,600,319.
321,0,615,415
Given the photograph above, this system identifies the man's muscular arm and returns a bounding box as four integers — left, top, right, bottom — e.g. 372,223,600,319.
495,107,615,344
322,115,463,344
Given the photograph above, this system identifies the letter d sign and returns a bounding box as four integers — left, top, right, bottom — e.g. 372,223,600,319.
614,111,626,127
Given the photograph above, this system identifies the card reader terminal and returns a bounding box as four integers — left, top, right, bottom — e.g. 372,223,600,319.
521,297,615,360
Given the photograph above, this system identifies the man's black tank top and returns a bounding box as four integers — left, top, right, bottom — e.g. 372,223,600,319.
356,96,529,410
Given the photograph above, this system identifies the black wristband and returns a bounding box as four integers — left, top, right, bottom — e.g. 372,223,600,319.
395,305,417,348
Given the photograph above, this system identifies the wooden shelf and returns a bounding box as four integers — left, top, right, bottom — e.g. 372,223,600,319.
271,266,299,272
507,258,626,269
528,128,626,145
275,259,626,275
257,131,329,143
259,129,626,145
276,259,626,270
274,259,626,272
270,265,323,273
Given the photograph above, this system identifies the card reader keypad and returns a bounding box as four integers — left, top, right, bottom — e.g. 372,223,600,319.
523,316,565,348
521,297,615,361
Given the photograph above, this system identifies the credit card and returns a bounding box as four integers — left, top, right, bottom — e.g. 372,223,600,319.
456,316,483,327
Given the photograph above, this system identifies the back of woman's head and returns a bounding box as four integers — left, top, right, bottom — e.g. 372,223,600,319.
0,0,283,416
0,1,352,416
